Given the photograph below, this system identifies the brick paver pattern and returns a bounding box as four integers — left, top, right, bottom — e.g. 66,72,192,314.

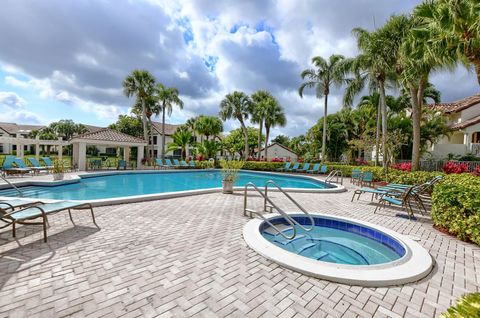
0,177,479,317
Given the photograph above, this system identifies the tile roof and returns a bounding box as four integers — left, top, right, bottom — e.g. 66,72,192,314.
151,122,182,135
71,128,146,144
0,122,46,135
428,94,480,114
450,115,480,130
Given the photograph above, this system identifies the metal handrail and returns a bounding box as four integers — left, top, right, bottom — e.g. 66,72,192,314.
326,170,343,185
263,180,314,232
243,182,297,240
0,173,23,196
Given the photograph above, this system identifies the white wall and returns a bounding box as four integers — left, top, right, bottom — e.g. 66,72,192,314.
262,144,298,161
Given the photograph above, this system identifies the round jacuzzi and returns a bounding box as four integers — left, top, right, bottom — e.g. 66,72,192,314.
243,213,433,287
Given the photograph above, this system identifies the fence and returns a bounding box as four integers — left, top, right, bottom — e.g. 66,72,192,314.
396,159,480,172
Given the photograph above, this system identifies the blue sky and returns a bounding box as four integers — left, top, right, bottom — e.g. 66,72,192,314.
0,0,478,136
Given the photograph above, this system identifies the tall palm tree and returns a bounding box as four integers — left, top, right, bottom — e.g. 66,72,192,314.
167,129,193,160
264,100,286,159
153,83,184,160
299,54,348,162
133,95,159,158
122,70,156,154
185,117,198,141
251,90,273,159
357,92,382,165
219,91,252,159
195,115,223,141
414,0,480,85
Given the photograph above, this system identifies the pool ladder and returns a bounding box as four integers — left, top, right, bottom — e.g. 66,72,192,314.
325,170,343,185
243,180,314,240
0,174,23,196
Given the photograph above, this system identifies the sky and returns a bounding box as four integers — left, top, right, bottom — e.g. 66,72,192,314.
0,0,478,138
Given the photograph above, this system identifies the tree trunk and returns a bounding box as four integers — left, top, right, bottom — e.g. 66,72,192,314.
161,103,166,160
471,58,480,86
375,100,381,166
410,86,421,172
240,119,249,160
257,119,263,160
379,81,387,168
141,97,148,159
264,126,270,160
148,117,154,159
321,94,328,162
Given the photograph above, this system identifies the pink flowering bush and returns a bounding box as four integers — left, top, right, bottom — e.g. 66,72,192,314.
391,162,412,172
442,161,469,174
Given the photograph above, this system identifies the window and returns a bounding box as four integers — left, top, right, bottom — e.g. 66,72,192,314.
105,148,117,154
153,136,157,145
173,149,182,158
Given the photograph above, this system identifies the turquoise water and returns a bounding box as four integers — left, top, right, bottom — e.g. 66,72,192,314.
0,170,330,200
262,217,403,265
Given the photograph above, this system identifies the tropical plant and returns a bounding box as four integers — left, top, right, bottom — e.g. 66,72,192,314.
109,115,143,138
132,94,159,157
222,127,264,158
122,70,156,155
414,0,480,85
299,54,348,162
153,83,184,160
219,160,245,182
51,119,88,140
29,127,58,155
219,91,252,159
442,293,480,318
197,140,222,160
271,134,290,146
194,115,223,141
263,97,286,160
250,90,273,159
167,128,193,160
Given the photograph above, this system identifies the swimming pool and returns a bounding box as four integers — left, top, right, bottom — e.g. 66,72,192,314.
0,170,342,204
243,213,433,286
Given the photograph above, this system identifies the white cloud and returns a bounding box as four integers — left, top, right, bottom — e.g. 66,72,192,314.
0,91,27,108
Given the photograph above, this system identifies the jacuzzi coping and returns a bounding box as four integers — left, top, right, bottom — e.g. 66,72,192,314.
0,169,346,206
243,212,433,287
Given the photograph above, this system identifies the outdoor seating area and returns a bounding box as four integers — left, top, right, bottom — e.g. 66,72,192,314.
276,162,329,174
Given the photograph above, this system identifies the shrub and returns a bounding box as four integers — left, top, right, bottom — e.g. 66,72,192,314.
242,161,286,171
270,157,284,162
391,162,412,172
441,293,480,318
432,174,480,244
442,161,469,174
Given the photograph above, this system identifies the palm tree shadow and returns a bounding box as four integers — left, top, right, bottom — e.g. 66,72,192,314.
0,226,99,291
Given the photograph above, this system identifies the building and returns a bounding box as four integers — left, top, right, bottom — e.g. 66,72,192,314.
428,94,480,159
257,142,298,161
0,122,46,154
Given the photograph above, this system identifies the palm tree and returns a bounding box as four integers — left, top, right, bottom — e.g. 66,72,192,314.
299,54,348,162
195,115,223,141
185,117,198,141
167,129,193,160
414,0,480,85
251,90,273,159
197,140,222,160
264,100,286,159
219,91,252,159
122,70,156,155
153,83,184,160
132,95,159,158
357,92,382,165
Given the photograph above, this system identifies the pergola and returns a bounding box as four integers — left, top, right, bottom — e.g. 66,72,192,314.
70,129,147,171
0,136,68,160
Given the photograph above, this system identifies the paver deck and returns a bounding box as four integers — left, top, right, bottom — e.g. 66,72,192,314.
0,176,478,317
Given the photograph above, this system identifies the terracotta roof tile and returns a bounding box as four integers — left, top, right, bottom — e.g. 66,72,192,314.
0,122,46,134
428,94,480,114
450,115,480,130
72,128,146,143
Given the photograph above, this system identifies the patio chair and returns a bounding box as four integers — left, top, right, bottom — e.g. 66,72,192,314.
0,199,42,212
180,160,189,168
117,160,127,170
1,201,97,242
351,169,362,185
276,162,291,172
296,163,310,173
374,186,421,219
189,160,196,168
319,165,328,174
361,171,374,187
27,157,50,173
173,159,181,167
164,159,174,169
41,157,55,169
2,156,32,176
285,162,300,172
307,163,320,174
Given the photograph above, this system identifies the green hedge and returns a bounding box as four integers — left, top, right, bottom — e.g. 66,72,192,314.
243,161,285,171
432,174,480,244
442,293,480,318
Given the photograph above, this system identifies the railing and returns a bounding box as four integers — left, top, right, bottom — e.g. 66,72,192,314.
396,159,480,172
243,180,314,240
325,170,343,185
0,174,23,196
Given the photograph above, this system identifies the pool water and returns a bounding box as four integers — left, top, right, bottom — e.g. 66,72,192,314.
261,216,404,265
0,170,331,201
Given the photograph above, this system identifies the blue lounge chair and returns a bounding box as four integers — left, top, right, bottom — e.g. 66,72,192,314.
2,156,31,176
306,163,320,173
41,157,54,169
173,159,181,167
319,165,328,174
374,186,423,219
1,201,96,242
296,163,310,172
361,171,374,187
351,169,362,185
117,160,127,170
180,160,189,168
0,199,42,213
189,161,196,168
155,159,164,169
164,159,174,169
276,162,291,172
27,157,48,173
286,163,300,172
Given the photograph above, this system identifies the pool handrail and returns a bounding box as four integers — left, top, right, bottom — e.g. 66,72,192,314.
263,180,315,232
243,182,297,240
